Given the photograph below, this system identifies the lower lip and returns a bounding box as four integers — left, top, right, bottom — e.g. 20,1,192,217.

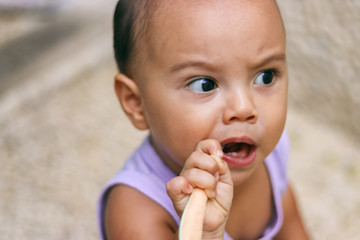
222,146,257,168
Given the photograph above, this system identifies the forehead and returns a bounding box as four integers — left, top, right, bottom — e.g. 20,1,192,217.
140,0,285,74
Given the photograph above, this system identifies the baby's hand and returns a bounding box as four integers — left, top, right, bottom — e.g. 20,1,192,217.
166,139,233,239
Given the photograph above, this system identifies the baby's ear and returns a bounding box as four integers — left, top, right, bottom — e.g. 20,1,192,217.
114,74,149,130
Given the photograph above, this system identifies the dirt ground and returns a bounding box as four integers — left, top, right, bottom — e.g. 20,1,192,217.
1,1,359,239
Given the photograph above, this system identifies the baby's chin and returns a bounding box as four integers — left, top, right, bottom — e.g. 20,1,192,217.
229,157,266,185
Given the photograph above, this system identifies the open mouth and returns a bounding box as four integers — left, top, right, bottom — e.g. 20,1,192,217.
222,142,253,158
221,137,257,168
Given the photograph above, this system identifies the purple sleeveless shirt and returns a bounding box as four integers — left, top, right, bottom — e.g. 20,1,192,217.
98,132,289,240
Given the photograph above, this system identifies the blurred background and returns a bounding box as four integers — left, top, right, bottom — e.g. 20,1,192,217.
0,0,359,239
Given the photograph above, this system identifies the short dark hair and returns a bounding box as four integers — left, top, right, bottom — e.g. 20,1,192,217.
113,0,136,74
113,0,153,76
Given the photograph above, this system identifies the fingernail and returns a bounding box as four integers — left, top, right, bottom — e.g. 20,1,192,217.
187,184,193,193
216,150,223,158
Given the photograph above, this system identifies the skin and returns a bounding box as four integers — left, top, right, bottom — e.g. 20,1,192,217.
106,0,310,239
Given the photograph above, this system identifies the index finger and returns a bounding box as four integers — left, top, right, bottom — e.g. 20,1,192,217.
196,139,223,159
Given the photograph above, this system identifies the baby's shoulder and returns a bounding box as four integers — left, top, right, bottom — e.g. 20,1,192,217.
104,184,177,239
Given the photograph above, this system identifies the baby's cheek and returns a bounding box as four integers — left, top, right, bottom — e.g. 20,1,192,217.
263,120,284,155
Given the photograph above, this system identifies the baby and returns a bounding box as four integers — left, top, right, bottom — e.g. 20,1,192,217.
99,0,310,239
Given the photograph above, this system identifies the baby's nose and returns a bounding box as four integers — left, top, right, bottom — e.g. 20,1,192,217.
222,90,258,124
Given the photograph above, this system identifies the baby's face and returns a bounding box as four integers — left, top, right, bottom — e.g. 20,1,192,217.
137,0,288,184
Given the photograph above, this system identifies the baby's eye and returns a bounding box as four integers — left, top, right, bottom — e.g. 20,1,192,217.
187,78,217,93
254,70,276,85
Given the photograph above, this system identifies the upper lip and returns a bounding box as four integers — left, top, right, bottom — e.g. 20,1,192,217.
220,136,256,147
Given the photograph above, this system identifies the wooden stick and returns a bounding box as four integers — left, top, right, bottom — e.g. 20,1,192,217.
179,188,207,240
179,154,223,240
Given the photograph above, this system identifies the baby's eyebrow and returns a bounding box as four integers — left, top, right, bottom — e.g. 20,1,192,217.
168,53,285,73
251,53,286,68
169,60,217,73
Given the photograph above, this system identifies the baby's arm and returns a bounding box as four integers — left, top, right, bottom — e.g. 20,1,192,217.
274,185,310,240
166,139,234,240
105,184,178,239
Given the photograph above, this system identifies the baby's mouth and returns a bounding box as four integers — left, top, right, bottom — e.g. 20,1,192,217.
221,137,257,168
222,142,253,158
